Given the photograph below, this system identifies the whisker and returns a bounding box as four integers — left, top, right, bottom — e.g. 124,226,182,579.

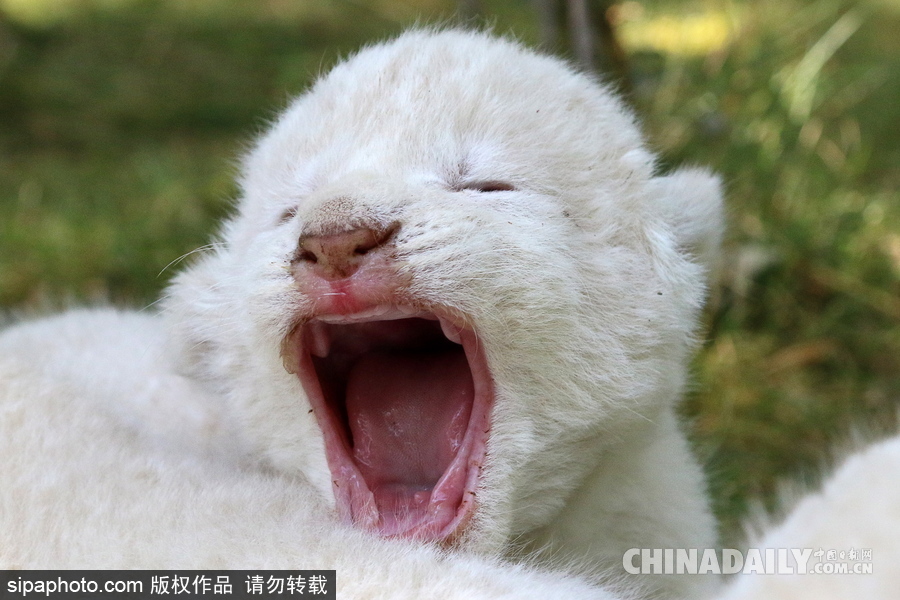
157,244,220,279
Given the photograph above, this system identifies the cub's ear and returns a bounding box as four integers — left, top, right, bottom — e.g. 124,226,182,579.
648,167,725,277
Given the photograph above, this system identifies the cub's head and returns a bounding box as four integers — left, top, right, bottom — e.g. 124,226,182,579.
165,30,722,550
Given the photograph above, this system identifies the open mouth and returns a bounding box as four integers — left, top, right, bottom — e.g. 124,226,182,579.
288,306,493,542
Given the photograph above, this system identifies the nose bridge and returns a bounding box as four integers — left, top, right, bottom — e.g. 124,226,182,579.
297,172,400,237
291,172,406,281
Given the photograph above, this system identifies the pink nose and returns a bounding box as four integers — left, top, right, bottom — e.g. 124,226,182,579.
294,225,397,280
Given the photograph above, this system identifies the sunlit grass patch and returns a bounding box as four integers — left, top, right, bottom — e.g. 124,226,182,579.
1,0,128,26
612,2,737,56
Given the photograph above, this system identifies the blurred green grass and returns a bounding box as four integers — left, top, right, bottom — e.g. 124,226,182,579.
1,0,898,543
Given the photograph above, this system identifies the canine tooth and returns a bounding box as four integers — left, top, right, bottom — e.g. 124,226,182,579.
307,322,331,357
439,318,462,344
317,314,349,324
362,305,391,319
373,306,406,320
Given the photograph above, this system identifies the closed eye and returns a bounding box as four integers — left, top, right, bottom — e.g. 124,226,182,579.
279,206,298,224
459,181,516,193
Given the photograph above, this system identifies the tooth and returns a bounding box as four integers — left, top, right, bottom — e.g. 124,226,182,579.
307,322,331,357
440,318,462,344
359,305,390,320
372,306,402,320
317,314,347,324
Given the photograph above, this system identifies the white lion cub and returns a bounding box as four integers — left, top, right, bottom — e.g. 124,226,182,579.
0,30,723,599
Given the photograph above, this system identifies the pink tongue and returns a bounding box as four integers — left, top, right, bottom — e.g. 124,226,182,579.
345,350,473,500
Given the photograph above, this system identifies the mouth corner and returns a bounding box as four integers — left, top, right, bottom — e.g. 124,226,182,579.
285,305,493,543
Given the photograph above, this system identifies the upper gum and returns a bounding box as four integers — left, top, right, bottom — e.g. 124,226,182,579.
313,305,437,324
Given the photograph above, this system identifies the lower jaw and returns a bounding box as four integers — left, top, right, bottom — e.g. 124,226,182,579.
367,501,477,544
370,485,434,536
341,434,480,541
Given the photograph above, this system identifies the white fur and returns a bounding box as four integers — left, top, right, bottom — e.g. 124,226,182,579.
717,433,900,599
0,30,724,599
